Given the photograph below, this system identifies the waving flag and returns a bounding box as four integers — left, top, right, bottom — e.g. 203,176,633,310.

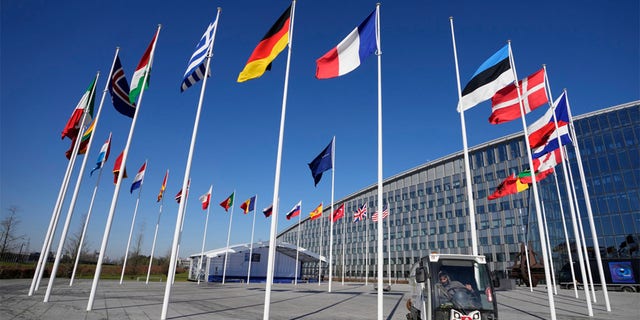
240,196,256,214
112,151,127,184
65,119,95,159
129,29,159,104
62,76,97,141
315,9,377,79
458,45,515,112
263,205,273,218
527,91,570,149
308,138,334,186
286,201,301,220
199,186,212,210
219,192,235,212
489,68,548,124
237,5,291,82
157,170,168,202
309,203,323,220
90,133,112,176
109,55,135,118
174,179,190,204
130,161,147,193
518,168,554,184
487,173,529,200
371,206,389,222
353,203,367,223
181,16,218,92
331,203,345,223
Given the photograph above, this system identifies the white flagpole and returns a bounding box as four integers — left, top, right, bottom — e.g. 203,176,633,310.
507,42,556,320
70,135,109,286
328,136,335,292
540,200,558,294
518,207,534,291
198,186,212,285
44,71,103,302
565,91,611,311
386,208,391,286
120,161,147,285
161,8,220,319
146,185,165,284
173,180,190,285
449,17,479,256
264,1,296,319
247,195,258,284
341,205,346,285
365,205,369,286
88,25,161,311
318,204,323,285
295,202,302,285
374,4,384,320
222,191,235,285
542,67,579,298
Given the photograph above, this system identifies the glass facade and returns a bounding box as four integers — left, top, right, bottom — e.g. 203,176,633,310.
277,101,640,280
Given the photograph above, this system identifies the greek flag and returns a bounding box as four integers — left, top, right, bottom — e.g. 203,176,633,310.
181,17,218,92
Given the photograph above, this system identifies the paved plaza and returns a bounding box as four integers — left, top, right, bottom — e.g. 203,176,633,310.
0,279,638,319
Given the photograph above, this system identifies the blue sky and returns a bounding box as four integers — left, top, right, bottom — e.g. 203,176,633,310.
1,0,638,260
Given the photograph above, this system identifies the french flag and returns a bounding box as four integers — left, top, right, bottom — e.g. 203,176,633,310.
315,9,377,79
130,161,147,193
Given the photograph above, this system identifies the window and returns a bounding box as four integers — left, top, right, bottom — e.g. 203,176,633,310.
458,223,466,232
449,225,456,233
419,215,426,223
417,189,424,196
439,226,446,234
455,209,463,217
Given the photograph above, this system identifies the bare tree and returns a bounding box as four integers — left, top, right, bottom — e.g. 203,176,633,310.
130,222,146,275
0,206,23,257
64,213,90,263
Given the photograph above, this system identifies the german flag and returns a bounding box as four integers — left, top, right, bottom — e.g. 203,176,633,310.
237,5,291,82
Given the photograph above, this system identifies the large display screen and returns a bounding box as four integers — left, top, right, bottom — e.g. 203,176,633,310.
608,261,635,284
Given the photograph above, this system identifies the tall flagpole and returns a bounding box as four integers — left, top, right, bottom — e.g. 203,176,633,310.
318,204,323,285
264,1,296,319
198,186,212,285
174,179,191,285
88,25,161,311
449,17,479,257
517,207,533,290
374,4,385,320
247,195,258,284
341,204,346,285
70,133,110,286
507,42,556,320
328,136,335,292
294,202,302,285
161,8,219,318
552,170,579,297
147,181,166,284
386,207,391,286
365,205,369,286
540,200,557,294
120,163,146,285
565,90,611,311
43,71,102,302
222,190,236,285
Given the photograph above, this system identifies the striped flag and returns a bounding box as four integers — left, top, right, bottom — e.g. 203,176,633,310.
181,16,218,92
240,196,256,214
109,55,136,118
285,201,301,220
112,151,127,184
157,170,168,202
262,205,273,218
129,29,159,104
90,133,111,176
199,186,213,210
371,206,388,222
130,161,147,193
309,203,323,220
62,76,97,141
65,119,95,159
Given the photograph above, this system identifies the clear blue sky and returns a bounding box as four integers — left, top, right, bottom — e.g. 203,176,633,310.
1,0,638,260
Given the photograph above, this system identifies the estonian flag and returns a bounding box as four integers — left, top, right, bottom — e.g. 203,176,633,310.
458,45,515,112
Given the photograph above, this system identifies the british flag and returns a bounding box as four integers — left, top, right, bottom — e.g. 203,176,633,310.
371,206,389,222
353,203,367,223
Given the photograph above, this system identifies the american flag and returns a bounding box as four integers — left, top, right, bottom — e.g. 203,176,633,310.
371,206,389,222
353,203,367,223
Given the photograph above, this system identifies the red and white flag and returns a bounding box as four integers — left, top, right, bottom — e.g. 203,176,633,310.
489,68,548,124
199,186,212,210
331,203,345,223
371,207,389,222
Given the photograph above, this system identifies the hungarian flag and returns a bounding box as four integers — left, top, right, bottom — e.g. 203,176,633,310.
157,170,168,202
489,68,548,124
262,205,273,218
62,76,97,141
331,203,345,223
237,5,291,82
309,203,323,220
129,29,159,104
240,196,256,214
286,201,301,220
487,173,529,200
199,186,212,210
112,151,127,184
219,192,235,212
65,119,95,159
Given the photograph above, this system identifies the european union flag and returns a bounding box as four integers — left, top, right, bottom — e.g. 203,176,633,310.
308,138,334,186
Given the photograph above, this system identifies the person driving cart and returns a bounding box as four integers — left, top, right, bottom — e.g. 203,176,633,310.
436,270,479,308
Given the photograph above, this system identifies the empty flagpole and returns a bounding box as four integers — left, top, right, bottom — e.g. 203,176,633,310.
386,208,391,286
120,161,147,285
341,206,346,284
328,136,335,292
174,180,190,285
88,25,161,311
540,200,558,294
374,4,384,320
247,195,258,284
516,207,534,290
295,202,302,285
197,185,212,285
222,190,236,285
552,170,579,297
365,205,369,285
318,205,323,285
161,7,220,318
44,71,102,302
263,1,296,318
449,17,479,256
146,177,166,284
